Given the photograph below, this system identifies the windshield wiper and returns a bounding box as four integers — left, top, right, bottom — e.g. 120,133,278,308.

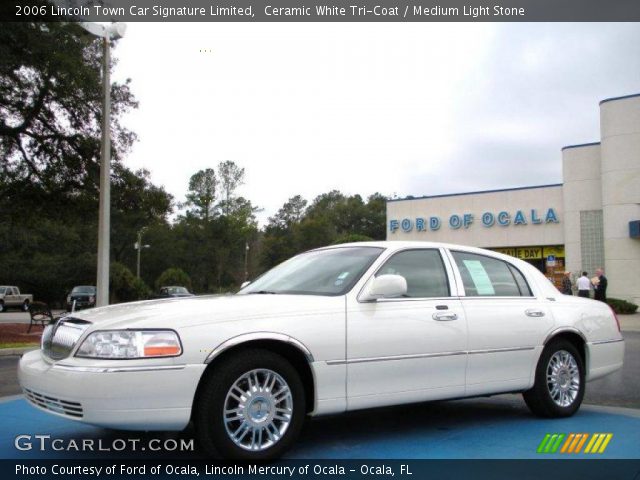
247,290,278,294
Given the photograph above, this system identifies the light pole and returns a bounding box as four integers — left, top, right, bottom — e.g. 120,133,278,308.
244,242,250,282
135,227,150,279
78,22,127,307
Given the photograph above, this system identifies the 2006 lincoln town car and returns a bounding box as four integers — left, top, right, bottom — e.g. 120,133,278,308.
19,242,624,459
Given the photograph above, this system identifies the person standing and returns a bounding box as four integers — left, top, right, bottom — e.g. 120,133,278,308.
594,267,608,302
561,271,573,295
577,271,591,298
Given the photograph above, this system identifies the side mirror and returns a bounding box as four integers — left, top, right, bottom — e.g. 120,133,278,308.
240,281,251,289
360,274,407,302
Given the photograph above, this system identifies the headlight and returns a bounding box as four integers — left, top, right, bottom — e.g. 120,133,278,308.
66,296,71,303
89,296,95,303
75,330,182,359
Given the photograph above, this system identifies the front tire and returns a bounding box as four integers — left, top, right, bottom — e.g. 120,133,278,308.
0,301,4,313
195,349,306,460
523,339,585,417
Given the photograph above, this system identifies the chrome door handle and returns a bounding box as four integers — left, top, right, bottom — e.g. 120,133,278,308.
525,309,545,317
432,312,458,321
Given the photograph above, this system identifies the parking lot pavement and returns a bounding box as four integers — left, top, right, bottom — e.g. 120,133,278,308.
0,395,638,459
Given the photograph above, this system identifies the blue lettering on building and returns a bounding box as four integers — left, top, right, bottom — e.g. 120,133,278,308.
545,208,559,223
388,207,559,233
531,209,542,224
497,211,511,226
482,212,495,227
513,210,527,225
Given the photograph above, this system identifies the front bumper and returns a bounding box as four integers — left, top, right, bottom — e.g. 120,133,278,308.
18,350,207,431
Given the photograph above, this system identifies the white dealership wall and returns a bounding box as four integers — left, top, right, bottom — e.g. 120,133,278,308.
387,93,640,305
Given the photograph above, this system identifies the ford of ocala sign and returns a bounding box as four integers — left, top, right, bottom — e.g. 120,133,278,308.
389,208,559,233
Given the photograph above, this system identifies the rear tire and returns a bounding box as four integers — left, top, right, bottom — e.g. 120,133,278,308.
523,339,585,418
194,349,306,460
22,300,30,312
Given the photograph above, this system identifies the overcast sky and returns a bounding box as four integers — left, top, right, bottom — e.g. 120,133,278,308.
110,22,640,224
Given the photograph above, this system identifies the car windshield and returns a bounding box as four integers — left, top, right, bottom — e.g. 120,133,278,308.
240,246,384,296
168,287,189,294
72,286,95,294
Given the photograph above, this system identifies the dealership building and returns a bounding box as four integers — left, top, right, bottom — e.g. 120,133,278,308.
386,93,640,305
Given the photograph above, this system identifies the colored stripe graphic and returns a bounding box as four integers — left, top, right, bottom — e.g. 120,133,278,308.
575,433,589,453
539,433,613,454
537,434,551,453
560,433,575,453
597,433,613,453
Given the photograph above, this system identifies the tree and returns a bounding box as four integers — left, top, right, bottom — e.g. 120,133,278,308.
155,268,192,291
185,168,217,221
267,195,308,229
217,160,245,215
110,262,150,303
0,22,178,305
332,233,373,244
0,22,137,193
259,191,389,271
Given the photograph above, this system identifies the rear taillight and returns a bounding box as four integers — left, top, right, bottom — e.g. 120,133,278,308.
610,306,621,332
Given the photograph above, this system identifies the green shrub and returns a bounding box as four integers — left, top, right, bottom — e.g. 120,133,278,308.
607,297,638,314
110,262,151,303
155,268,193,292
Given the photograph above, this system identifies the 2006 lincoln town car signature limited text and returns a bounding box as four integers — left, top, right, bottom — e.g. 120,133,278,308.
19,242,624,459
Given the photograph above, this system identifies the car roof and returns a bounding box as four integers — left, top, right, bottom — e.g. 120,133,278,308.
316,240,503,254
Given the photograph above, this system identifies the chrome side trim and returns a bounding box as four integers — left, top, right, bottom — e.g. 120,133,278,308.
326,346,534,365
590,338,624,346
52,365,186,373
204,332,314,364
467,346,535,355
543,327,588,345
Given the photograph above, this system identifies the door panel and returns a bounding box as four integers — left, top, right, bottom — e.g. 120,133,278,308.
345,248,467,410
461,298,551,394
448,250,553,394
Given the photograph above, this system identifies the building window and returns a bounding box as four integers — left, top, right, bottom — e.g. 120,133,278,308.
580,210,604,274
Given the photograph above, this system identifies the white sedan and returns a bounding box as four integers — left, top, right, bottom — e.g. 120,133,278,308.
19,242,624,459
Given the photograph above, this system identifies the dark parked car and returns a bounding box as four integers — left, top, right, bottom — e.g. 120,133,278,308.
66,286,96,312
157,286,194,298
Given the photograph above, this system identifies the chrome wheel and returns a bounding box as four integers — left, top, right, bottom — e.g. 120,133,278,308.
223,368,293,452
546,350,580,407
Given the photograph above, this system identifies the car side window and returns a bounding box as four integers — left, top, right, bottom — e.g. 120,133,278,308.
452,251,531,297
508,264,533,296
376,249,450,298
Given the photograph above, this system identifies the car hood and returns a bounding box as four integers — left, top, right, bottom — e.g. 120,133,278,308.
65,294,345,330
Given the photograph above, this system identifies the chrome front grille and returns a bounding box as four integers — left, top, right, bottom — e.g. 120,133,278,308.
24,388,83,418
42,317,91,360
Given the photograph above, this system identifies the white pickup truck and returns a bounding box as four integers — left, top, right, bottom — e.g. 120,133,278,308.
0,286,33,312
